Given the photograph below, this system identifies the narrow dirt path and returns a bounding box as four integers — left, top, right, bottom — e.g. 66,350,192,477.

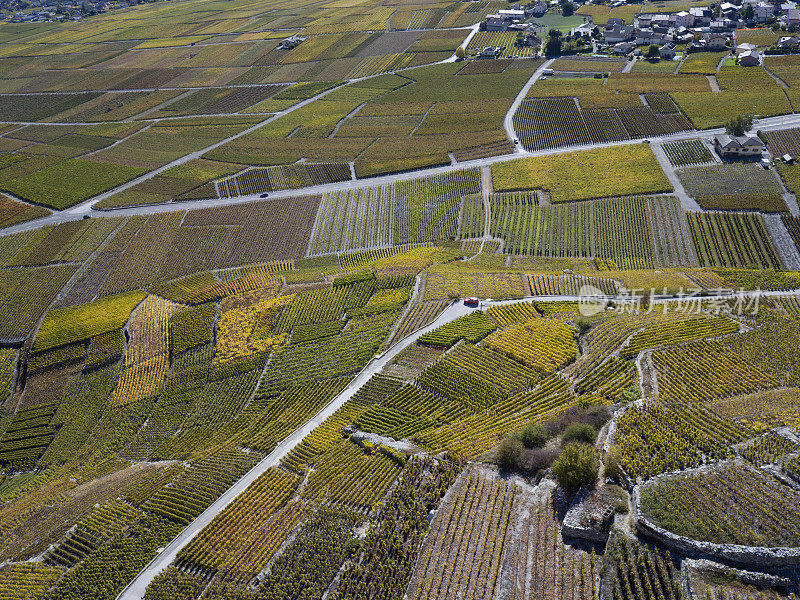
649,140,701,210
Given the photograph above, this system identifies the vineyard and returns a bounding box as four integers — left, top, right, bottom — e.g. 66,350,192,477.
2,0,800,595
688,212,783,269
308,169,480,254
488,195,659,269
406,467,516,600
639,462,800,547
513,97,691,152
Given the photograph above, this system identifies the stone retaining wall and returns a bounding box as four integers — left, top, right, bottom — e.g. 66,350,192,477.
633,464,800,568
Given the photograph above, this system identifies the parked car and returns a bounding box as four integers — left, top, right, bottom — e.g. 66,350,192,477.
259,192,269,198
464,297,479,307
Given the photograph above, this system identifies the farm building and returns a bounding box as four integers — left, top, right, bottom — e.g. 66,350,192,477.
278,34,306,50
739,50,761,66
714,134,764,157
477,46,505,58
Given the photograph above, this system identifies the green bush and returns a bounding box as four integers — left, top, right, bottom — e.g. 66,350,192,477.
603,446,623,481
552,442,599,490
515,423,549,449
562,423,597,445
495,437,523,469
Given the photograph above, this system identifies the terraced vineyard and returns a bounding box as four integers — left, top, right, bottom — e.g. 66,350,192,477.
2,0,800,596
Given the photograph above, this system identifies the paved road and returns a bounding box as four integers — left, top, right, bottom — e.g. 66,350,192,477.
503,58,554,152
648,139,700,211
115,286,800,599
7,94,800,237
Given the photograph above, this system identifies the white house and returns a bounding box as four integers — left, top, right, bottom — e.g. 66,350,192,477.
714,133,763,157
660,42,677,59
739,49,761,65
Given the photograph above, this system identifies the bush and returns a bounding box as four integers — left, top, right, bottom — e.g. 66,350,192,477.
562,423,597,445
515,423,549,449
495,437,523,469
552,442,600,490
603,446,623,481
518,445,559,474
546,404,611,436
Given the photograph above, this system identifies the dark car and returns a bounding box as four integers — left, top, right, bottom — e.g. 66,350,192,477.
259,192,269,198
464,297,479,307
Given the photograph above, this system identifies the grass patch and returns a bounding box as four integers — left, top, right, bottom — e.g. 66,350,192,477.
491,143,671,201
0,159,147,210
35,290,146,352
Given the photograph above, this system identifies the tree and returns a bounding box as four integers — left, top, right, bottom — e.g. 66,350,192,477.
455,46,465,60
552,442,600,490
545,29,563,56
560,0,575,16
646,43,660,59
725,114,754,136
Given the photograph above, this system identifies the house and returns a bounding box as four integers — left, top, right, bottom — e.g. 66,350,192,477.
720,1,741,15
755,1,775,21
486,14,513,30
659,42,677,59
517,30,541,46
527,1,547,17
739,48,761,64
675,10,694,27
277,34,306,50
613,41,635,54
777,34,800,48
735,42,757,54
704,32,728,49
636,30,669,45
690,6,713,24
714,133,764,157
498,8,525,19
603,23,634,43
477,46,505,58
571,22,594,37
785,7,800,25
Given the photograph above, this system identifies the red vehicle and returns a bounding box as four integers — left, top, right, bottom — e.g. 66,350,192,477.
464,297,479,307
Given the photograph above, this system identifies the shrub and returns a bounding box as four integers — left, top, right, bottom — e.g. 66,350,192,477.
552,442,600,490
603,446,623,481
515,422,549,449
495,437,523,469
562,423,597,445
518,445,559,474
546,404,611,435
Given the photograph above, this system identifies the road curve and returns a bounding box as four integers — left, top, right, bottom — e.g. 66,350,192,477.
503,58,554,152
6,112,800,238
115,287,800,599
